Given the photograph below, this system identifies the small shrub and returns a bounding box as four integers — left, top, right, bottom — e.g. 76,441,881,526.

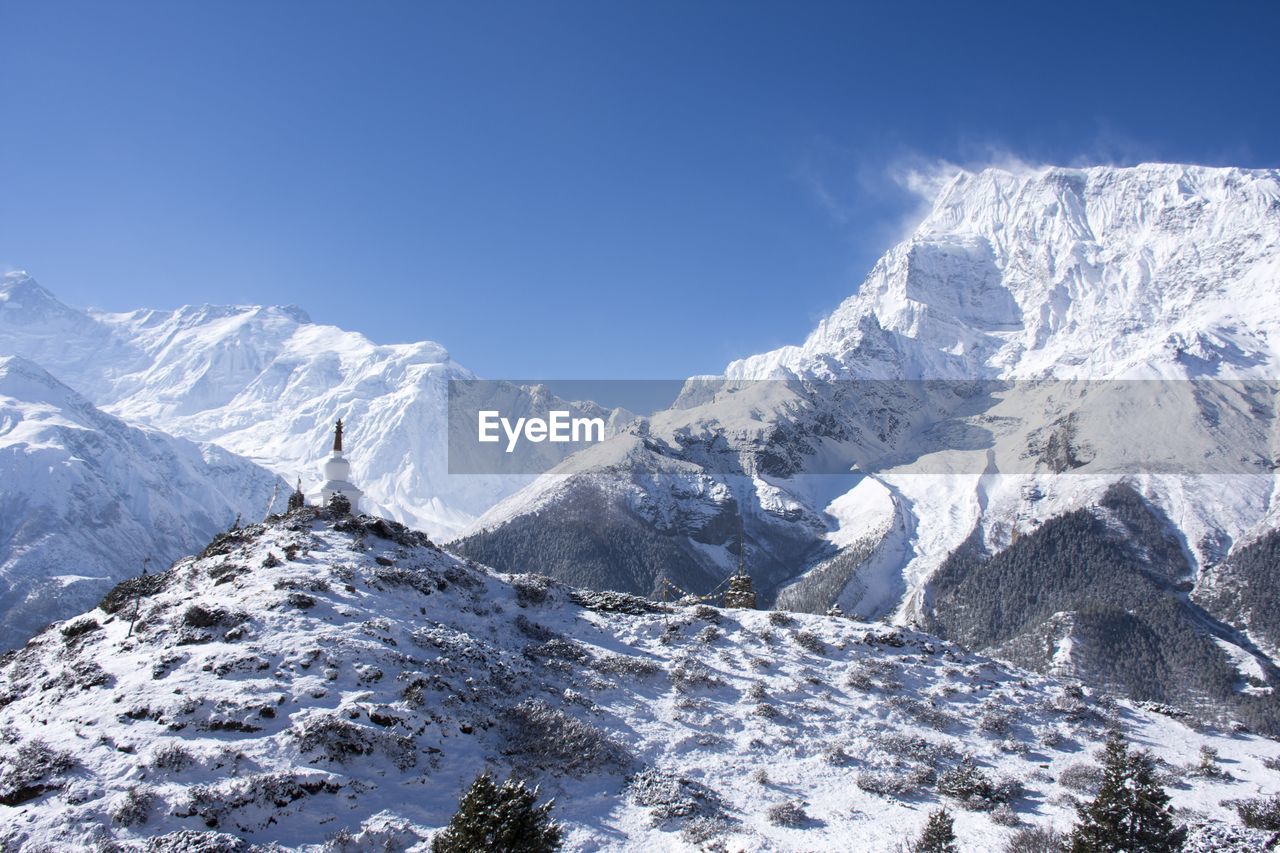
670,659,722,693
432,772,561,852
98,571,169,614
110,785,155,827
846,666,876,691
823,745,854,766
592,654,660,679
768,611,793,627
693,605,721,624
293,716,415,770
523,638,589,664
889,696,957,729
0,740,75,806
991,803,1021,827
629,767,727,824
746,682,768,701
1192,745,1230,779
1057,762,1102,794
61,618,100,642
696,625,722,643
1236,794,1280,831
874,733,958,765
766,800,808,827
502,700,631,776
514,615,557,642
864,629,906,647
856,769,922,798
979,707,1017,736
512,575,553,607
181,771,342,830
150,742,195,773
792,630,825,654
1039,728,1068,750
567,589,669,615
681,815,735,844
183,605,227,629
1003,826,1068,853
751,768,769,785
753,702,782,721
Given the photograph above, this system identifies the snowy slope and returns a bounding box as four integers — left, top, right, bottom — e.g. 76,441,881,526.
1,507,1276,851
0,356,285,650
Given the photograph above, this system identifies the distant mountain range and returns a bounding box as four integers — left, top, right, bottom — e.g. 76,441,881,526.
4,163,1280,731
0,272,622,644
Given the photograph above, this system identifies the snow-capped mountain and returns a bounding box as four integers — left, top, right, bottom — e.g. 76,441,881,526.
0,271,625,539
457,163,1280,726
0,355,284,650
1,507,1275,850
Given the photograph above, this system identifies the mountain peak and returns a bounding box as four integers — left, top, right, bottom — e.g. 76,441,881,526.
727,160,1280,382
0,353,85,407
0,271,65,307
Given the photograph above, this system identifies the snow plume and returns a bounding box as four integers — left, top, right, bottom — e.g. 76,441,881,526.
889,147,1049,231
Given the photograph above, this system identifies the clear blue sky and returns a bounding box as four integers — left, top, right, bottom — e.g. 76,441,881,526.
3,1,1278,379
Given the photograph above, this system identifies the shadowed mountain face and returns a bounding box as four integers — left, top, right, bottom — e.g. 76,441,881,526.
924,484,1280,733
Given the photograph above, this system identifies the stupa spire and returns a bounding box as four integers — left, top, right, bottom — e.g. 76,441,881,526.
320,418,362,513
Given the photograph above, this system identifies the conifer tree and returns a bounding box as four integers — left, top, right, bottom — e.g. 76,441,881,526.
1069,733,1184,852
914,807,959,853
432,772,562,853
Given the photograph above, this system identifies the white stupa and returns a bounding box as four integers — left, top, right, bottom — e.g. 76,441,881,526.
320,419,363,511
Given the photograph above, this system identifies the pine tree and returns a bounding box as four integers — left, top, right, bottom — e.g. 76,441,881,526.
1069,733,1185,852
914,807,958,853
432,772,562,853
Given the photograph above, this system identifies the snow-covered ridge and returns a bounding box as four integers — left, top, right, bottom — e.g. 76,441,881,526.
0,355,285,650
1,509,1276,850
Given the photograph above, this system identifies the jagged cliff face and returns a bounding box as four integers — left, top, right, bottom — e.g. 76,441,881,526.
729,164,1280,381
1,511,1276,850
457,164,1280,721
